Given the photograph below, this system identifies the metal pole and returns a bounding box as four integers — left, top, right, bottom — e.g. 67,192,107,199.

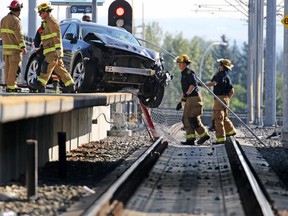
28,0,37,38
139,100,158,141
264,0,276,126
66,6,72,19
26,139,38,199
247,0,255,124
92,0,97,23
282,0,288,145
131,0,134,34
254,0,264,126
58,132,67,179
199,42,227,80
142,2,145,40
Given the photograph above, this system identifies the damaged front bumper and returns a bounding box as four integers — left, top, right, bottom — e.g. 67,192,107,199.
105,66,155,76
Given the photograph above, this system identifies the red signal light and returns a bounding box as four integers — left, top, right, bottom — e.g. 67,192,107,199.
115,6,125,16
108,0,132,33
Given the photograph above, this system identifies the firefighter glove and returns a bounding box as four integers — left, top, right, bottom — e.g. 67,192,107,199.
176,102,182,111
56,49,61,58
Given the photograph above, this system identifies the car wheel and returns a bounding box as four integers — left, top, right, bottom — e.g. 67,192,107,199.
72,59,96,92
26,56,39,86
139,84,165,108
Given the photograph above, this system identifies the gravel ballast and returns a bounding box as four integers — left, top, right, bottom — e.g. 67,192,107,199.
0,131,151,216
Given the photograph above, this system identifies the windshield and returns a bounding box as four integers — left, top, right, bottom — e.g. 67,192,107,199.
81,25,140,45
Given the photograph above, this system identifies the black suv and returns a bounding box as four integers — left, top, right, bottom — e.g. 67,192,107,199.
25,19,171,108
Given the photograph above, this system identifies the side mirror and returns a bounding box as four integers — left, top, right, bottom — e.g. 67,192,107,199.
65,33,77,43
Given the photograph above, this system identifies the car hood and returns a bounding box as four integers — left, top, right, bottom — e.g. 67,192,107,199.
84,32,158,61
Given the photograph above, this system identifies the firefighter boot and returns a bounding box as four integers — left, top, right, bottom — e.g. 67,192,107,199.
62,84,76,93
29,80,46,93
197,134,211,145
6,86,22,93
181,139,195,146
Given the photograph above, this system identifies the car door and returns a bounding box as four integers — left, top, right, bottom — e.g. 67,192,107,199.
61,23,78,71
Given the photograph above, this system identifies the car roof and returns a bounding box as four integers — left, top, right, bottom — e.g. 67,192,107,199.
60,18,128,33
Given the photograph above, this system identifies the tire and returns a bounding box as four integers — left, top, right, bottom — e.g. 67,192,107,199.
72,59,97,92
25,56,39,86
139,84,165,108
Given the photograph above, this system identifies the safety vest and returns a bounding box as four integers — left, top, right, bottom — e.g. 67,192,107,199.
40,15,63,56
0,12,25,55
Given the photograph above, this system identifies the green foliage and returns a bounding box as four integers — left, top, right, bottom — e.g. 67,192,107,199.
276,73,284,116
230,84,247,112
144,21,163,48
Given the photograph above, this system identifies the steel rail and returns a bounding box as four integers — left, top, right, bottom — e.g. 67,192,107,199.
225,137,277,216
82,137,167,216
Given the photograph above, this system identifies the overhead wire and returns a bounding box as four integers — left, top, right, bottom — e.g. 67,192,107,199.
224,0,248,17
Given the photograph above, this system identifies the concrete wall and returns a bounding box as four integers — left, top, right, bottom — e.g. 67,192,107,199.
0,105,111,184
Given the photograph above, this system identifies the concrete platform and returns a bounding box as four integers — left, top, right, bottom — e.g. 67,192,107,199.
0,92,132,123
0,92,133,184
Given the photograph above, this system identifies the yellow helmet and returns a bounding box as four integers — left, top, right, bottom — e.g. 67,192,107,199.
176,54,192,64
37,2,53,13
217,58,234,70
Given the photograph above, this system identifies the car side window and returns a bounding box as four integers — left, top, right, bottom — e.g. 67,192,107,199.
60,23,69,38
63,24,78,40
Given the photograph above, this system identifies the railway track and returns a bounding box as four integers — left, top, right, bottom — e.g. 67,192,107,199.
1,122,287,215
79,126,288,216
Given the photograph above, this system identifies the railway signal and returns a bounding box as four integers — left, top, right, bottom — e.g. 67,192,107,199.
108,0,132,33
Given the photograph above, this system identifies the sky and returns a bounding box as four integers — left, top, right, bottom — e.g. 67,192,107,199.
0,0,285,52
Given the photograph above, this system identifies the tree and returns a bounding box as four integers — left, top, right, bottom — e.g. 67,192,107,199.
144,21,163,48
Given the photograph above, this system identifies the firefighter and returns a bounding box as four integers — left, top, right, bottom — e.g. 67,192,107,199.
34,23,45,76
0,0,27,92
82,15,91,22
176,54,210,145
34,22,60,93
204,58,236,144
29,2,75,93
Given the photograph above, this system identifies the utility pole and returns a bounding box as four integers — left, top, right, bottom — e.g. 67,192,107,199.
283,0,288,146
247,0,255,124
254,0,264,126
28,0,37,38
264,0,276,126
66,6,72,19
92,0,97,23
